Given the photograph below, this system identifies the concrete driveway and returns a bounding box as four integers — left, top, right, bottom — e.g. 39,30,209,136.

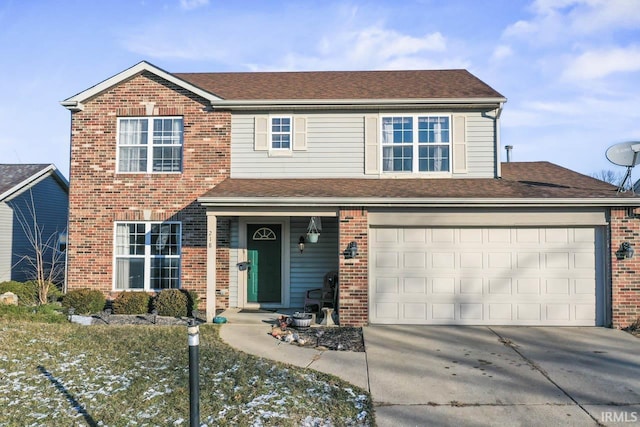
365,326,640,427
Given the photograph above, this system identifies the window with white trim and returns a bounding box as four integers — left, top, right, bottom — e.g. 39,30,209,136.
270,117,291,150
114,222,181,290
381,115,450,173
117,117,183,173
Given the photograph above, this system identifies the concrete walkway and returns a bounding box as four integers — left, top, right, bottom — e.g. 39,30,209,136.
218,311,640,427
217,309,369,390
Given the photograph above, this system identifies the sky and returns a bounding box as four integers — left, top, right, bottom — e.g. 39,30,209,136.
1,0,639,180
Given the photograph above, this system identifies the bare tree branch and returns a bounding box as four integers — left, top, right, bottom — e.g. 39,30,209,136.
12,190,66,304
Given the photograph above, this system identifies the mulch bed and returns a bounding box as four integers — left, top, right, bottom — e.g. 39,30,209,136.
88,313,198,326
85,313,365,352
289,326,365,352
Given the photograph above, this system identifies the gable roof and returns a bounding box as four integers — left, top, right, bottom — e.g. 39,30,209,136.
199,162,638,208
0,164,69,202
62,61,505,111
174,69,505,101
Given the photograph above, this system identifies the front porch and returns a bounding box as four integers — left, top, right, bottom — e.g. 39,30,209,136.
202,208,369,326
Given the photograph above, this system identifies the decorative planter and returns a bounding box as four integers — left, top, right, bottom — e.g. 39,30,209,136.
307,232,320,243
292,312,313,328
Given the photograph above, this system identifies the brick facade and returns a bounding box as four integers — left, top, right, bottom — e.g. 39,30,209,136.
610,207,640,328
67,71,230,310
338,208,369,326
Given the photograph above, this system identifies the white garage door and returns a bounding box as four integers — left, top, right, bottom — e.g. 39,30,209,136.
369,227,597,326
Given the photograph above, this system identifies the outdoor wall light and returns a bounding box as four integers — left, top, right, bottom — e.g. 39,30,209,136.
344,241,358,259
616,242,634,260
298,236,306,253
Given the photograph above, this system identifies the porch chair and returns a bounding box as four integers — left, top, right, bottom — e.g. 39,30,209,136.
304,271,338,312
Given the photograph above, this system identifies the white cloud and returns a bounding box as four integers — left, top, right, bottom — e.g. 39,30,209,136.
562,46,640,80
179,0,209,10
491,45,513,61
504,0,640,42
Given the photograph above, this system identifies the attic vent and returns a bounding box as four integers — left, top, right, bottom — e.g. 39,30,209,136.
505,145,513,162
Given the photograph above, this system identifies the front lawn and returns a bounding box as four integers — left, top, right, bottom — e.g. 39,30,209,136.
0,317,372,426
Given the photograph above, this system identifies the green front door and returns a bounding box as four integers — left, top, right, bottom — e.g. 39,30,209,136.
246,224,282,303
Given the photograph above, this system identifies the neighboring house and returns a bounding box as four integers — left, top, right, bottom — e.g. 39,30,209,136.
0,164,69,284
61,61,640,328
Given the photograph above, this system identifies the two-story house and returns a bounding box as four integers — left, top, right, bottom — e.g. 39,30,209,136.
62,61,640,328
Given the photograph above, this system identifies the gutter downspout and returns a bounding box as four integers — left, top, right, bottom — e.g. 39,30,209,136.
495,101,504,178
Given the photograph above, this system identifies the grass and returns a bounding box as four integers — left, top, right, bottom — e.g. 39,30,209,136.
0,310,373,426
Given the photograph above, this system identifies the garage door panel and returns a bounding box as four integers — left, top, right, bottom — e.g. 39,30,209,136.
432,277,455,294
461,303,483,320
404,252,426,268
517,304,541,321
516,278,541,294
460,277,483,294
370,226,598,326
375,252,398,268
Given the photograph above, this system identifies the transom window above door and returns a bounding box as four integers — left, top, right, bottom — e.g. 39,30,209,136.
381,115,451,173
117,117,183,173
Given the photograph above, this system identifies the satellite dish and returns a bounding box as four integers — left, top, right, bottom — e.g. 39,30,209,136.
605,141,640,193
606,141,640,167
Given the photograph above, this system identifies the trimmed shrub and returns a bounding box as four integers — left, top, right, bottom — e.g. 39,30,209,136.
187,291,200,315
154,289,189,317
112,292,151,315
0,281,37,306
61,288,106,315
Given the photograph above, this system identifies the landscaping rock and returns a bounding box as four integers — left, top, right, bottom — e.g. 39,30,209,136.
0,292,18,305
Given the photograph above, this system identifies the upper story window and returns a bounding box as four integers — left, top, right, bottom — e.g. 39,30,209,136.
114,222,181,290
117,117,183,173
271,117,291,150
381,115,450,173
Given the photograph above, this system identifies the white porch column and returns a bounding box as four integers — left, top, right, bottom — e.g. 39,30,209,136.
206,213,217,322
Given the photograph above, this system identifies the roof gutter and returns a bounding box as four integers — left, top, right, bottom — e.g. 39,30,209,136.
208,97,507,111
198,196,640,209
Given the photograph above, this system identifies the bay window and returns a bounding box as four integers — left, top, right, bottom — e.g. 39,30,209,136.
114,222,181,290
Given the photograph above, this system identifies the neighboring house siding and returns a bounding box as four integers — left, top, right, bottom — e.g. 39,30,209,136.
6,176,68,283
231,113,365,178
289,216,339,308
0,203,13,282
66,71,230,307
231,111,496,178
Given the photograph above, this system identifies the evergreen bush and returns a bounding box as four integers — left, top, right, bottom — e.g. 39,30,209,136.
154,289,189,317
0,281,37,306
61,288,106,315
112,292,151,314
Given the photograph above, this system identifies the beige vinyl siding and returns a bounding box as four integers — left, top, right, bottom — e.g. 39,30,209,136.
232,113,365,178
231,110,496,178
464,111,496,178
288,216,339,308
0,203,13,282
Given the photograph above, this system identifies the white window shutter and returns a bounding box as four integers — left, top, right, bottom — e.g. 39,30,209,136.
293,116,307,151
365,115,380,174
452,115,467,173
254,116,269,151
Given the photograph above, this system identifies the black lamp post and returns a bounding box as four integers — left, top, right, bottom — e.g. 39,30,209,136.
187,318,200,426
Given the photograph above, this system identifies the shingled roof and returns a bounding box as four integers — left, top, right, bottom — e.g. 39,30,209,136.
0,164,64,200
175,69,504,101
200,162,636,205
